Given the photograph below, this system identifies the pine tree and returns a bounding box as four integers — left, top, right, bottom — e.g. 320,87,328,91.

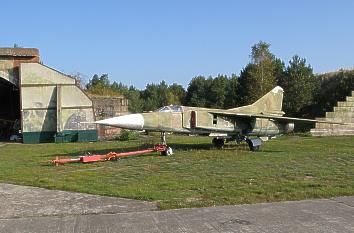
224,74,239,109
184,76,208,107
209,75,228,108
279,55,320,116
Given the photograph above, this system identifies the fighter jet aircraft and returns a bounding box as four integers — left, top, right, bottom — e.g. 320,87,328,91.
96,86,341,153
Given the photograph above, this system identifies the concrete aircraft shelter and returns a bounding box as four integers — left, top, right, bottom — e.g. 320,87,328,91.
0,48,97,143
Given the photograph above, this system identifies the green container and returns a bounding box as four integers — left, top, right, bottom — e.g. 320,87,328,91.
55,132,77,143
78,130,98,142
23,130,97,144
55,130,98,143
23,132,56,144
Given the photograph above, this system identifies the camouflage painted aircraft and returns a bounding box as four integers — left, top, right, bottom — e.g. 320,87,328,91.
96,86,341,154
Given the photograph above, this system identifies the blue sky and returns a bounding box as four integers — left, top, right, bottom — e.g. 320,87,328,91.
1,1,354,88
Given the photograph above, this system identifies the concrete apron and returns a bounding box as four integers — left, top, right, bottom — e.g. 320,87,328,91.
0,183,353,233
0,183,157,219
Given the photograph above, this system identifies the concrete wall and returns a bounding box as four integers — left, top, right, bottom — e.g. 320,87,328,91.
20,63,97,143
91,96,129,139
311,91,354,136
0,48,39,86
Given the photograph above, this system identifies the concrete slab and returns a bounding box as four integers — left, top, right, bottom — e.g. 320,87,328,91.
333,196,354,207
0,183,157,219
0,183,353,233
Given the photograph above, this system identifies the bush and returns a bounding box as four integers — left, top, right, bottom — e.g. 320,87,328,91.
118,130,139,141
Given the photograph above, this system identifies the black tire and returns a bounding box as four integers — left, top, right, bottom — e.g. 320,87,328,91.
253,145,260,151
161,147,173,156
246,139,260,151
212,138,224,149
246,139,253,151
212,138,218,146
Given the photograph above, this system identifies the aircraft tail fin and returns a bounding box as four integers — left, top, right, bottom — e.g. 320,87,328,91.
252,86,284,115
229,86,284,115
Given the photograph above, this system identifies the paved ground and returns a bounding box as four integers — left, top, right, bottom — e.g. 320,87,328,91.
0,183,353,233
0,183,157,219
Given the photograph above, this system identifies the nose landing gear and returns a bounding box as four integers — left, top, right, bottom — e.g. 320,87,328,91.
160,132,173,156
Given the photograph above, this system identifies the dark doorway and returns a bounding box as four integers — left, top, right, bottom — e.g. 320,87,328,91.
0,78,20,140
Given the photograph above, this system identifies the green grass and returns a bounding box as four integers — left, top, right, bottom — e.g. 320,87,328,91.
0,135,353,209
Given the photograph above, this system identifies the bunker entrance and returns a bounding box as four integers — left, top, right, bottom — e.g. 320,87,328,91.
0,78,21,141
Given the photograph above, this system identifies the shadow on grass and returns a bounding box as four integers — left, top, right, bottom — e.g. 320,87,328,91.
168,143,213,151
43,142,284,167
49,144,211,158
47,141,264,158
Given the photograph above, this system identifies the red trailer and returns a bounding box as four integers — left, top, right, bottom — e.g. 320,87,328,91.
51,144,171,166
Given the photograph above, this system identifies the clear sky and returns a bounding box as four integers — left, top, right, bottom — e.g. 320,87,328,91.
2,0,354,89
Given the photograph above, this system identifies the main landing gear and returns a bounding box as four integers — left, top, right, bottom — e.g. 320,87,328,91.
245,138,262,151
212,136,263,151
212,138,225,149
160,132,173,156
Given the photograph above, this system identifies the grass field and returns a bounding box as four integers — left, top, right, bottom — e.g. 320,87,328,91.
0,135,353,209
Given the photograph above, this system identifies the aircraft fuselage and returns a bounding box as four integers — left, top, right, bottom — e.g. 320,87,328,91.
98,106,294,138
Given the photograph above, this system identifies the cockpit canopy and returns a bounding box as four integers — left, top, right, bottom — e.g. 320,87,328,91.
155,105,182,113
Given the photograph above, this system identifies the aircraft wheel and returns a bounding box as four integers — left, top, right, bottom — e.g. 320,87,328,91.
212,138,224,149
246,139,260,151
212,138,217,146
161,147,173,156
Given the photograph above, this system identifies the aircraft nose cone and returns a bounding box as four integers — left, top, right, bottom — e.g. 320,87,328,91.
95,114,144,130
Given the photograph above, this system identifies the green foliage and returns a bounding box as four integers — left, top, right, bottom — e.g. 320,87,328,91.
184,75,239,109
184,76,209,107
157,81,169,107
86,76,143,113
118,130,139,141
86,74,120,96
126,86,144,113
86,74,110,89
273,58,286,84
111,81,129,96
278,55,320,117
139,81,187,111
314,70,354,117
237,63,257,105
209,75,228,108
238,41,278,105
251,41,274,64
224,74,239,109
110,82,144,113
141,81,166,111
168,83,186,105
141,83,160,111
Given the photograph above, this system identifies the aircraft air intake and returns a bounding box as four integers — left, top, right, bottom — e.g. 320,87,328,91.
247,119,294,136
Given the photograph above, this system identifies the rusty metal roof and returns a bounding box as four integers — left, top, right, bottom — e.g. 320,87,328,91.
0,48,39,57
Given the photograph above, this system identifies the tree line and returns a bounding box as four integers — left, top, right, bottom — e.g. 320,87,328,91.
84,41,353,118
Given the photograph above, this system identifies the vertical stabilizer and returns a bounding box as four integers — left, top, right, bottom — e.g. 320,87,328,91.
253,86,284,115
229,86,284,115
